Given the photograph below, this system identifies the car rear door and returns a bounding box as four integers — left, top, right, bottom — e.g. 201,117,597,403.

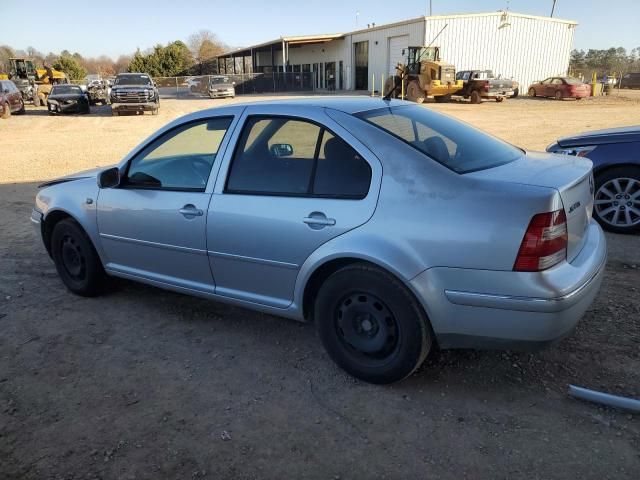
97,113,240,293
206,105,382,308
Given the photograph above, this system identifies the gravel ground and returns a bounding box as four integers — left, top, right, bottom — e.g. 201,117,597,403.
1,95,639,479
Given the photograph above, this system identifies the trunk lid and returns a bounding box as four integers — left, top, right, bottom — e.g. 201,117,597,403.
557,125,640,147
467,152,594,262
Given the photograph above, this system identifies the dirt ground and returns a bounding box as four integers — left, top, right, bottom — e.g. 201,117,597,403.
1,94,639,479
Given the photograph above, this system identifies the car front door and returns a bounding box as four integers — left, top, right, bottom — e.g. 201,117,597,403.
206,105,382,308
97,115,237,293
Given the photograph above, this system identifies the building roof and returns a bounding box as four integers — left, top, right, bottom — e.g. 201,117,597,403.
216,11,577,59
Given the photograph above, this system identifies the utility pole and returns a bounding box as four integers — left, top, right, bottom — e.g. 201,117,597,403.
551,0,557,17
429,0,433,16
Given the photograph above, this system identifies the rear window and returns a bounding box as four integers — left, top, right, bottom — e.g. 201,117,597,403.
564,77,583,85
356,105,522,173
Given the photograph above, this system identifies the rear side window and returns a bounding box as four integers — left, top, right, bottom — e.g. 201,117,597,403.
226,116,371,198
357,105,522,174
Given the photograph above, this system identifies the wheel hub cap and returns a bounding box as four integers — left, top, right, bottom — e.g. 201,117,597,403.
594,177,640,228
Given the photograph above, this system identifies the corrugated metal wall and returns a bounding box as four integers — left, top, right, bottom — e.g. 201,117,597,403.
424,13,576,92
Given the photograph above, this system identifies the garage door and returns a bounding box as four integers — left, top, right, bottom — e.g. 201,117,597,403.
388,35,409,76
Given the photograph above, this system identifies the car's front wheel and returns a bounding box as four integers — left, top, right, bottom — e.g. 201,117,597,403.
51,219,106,296
528,87,536,97
315,263,432,384
593,167,640,234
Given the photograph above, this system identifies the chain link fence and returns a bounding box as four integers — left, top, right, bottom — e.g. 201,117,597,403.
154,72,321,99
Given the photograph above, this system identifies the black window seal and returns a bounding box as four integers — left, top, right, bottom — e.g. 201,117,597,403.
121,116,234,192
223,114,372,200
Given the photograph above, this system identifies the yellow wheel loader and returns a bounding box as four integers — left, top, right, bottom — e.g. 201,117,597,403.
384,46,463,103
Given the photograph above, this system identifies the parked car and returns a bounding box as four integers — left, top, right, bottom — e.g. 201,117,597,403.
32,98,606,384
110,73,159,116
620,72,640,89
547,126,640,233
0,79,26,118
208,75,235,99
47,84,90,115
454,70,516,103
86,79,110,105
528,77,591,100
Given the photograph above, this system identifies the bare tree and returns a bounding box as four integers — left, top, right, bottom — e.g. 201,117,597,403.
188,30,226,74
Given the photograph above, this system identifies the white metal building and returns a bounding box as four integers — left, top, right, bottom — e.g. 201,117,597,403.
216,11,577,93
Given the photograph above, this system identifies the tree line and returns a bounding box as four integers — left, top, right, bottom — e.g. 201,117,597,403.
569,47,640,77
0,30,227,80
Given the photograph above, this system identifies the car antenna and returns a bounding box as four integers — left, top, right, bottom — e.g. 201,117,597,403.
383,23,448,101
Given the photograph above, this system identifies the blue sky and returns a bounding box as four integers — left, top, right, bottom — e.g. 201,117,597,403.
2,0,638,58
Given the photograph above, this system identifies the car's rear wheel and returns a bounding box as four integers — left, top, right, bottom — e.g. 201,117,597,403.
555,90,563,100
593,167,640,234
51,219,106,296
315,263,432,384
528,87,536,97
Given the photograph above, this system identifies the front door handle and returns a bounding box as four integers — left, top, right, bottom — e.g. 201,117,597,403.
303,211,336,230
179,204,203,218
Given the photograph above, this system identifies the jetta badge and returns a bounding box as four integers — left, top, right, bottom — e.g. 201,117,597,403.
568,201,582,214
589,175,595,196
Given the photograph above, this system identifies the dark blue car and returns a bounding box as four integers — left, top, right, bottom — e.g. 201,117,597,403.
547,126,640,234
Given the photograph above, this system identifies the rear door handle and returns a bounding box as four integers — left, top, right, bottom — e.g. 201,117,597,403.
179,204,203,218
303,211,336,229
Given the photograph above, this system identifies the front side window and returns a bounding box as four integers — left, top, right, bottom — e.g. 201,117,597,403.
541,78,552,84
125,117,232,191
226,116,371,198
357,105,522,174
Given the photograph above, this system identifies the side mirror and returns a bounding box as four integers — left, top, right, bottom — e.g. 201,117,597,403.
270,143,294,158
97,167,120,189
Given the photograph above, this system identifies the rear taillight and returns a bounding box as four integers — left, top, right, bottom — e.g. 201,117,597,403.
514,209,568,272
483,82,490,92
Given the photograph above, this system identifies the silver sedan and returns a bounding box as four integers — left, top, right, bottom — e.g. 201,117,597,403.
32,98,606,384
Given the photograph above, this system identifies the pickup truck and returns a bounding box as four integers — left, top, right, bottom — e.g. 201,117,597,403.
454,70,516,104
110,73,159,116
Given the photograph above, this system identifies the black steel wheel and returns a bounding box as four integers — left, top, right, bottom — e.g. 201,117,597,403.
315,263,432,384
51,219,106,296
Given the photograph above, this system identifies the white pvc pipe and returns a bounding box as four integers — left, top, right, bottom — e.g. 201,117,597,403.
568,385,640,413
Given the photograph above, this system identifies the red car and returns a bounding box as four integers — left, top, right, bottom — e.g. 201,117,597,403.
0,79,26,118
528,76,591,100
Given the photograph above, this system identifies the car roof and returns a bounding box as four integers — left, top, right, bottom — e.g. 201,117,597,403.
194,97,407,116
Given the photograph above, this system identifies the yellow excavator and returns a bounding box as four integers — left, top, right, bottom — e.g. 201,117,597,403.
384,45,463,103
0,58,68,105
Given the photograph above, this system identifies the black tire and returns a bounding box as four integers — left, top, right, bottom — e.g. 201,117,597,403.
406,81,425,104
555,90,563,101
17,99,26,114
434,94,451,103
512,87,519,98
83,104,90,114
496,96,504,102
2,102,10,119
470,90,481,104
51,219,106,296
315,263,432,384
593,166,640,234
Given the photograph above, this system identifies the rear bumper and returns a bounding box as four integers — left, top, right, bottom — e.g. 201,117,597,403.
483,90,514,98
410,220,607,350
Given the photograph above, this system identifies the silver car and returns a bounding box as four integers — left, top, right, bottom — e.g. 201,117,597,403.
32,98,606,384
208,76,235,99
